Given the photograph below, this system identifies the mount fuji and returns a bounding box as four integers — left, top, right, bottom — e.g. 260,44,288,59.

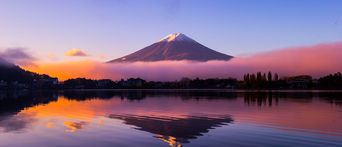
108,33,233,62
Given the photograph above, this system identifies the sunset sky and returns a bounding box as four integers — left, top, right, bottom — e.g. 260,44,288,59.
1,0,342,80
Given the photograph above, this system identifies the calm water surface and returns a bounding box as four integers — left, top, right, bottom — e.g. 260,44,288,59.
0,90,341,147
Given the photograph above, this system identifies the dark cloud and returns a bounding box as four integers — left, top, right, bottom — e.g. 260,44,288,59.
0,48,37,66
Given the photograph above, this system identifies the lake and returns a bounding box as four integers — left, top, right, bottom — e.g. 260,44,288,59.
0,90,341,147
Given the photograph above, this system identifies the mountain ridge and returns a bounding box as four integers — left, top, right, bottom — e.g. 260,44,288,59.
108,33,233,63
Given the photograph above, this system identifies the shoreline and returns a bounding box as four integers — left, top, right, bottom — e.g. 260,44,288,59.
2,89,342,93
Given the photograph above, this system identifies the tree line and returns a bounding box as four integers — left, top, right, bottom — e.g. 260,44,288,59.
59,72,342,90
1,61,341,90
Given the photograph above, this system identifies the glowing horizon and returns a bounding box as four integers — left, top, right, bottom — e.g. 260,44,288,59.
22,41,342,81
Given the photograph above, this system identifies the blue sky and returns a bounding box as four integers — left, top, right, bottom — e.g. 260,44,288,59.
0,0,341,61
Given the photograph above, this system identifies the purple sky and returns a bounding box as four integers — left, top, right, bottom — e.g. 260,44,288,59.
0,0,341,62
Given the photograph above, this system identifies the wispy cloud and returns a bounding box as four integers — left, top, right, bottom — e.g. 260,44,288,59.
0,48,37,66
65,48,88,57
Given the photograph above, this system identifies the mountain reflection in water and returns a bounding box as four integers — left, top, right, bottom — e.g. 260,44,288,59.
0,90,341,147
109,114,233,146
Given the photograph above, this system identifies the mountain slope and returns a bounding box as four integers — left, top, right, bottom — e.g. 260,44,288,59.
108,33,233,62
0,58,56,84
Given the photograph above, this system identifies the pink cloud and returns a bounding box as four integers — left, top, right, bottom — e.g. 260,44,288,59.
65,48,88,57
237,42,342,77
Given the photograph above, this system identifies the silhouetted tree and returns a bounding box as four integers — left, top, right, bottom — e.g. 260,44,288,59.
274,73,279,81
318,72,342,89
268,72,272,82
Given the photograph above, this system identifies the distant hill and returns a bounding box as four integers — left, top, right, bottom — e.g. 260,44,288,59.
0,58,57,85
108,33,233,62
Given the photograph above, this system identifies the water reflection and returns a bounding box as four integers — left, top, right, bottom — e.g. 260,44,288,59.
0,91,57,115
0,90,341,147
0,91,57,133
243,91,342,107
61,90,238,101
63,121,89,133
244,92,279,107
0,113,36,133
319,92,342,106
109,114,233,146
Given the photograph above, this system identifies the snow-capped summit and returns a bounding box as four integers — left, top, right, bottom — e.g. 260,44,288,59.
158,33,195,42
108,33,233,62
